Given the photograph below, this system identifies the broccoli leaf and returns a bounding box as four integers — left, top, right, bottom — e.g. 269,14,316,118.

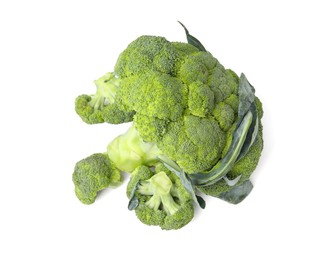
178,21,207,52
238,73,255,119
217,180,253,204
236,74,259,161
128,180,140,210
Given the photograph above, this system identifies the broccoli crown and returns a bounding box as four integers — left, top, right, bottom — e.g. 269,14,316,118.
111,35,242,173
75,72,134,125
72,153,121,204
127,164,194,230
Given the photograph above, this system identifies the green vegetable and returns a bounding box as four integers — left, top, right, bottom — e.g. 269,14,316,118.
127,165,194,230
72,22,264,229
75,72,135,124
107,124,162,173
72,153,121,204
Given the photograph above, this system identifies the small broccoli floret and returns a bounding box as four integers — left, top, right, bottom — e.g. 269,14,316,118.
178,55,210,85
133,113,168,143
75,72,134,124
157,115,226,173
101,104,135,124
224,94,239,112
171,42,199,58
208,67,238,103
107,125,162,173
114,36,180,78
75,94,104,124
119,72,186,121
127,165,194,230
213,102,235,131
133,73,186,120
72,153,121,204
188,81,215,117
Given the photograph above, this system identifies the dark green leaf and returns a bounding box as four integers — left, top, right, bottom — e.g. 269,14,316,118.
236,74,259,161
128,181,140,210
196,195,206,209
178,21,207,52
217,180,253,204
238,73,255,119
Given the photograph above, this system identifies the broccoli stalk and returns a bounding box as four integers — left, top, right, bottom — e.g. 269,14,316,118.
138,171,179,215
107,124,163,173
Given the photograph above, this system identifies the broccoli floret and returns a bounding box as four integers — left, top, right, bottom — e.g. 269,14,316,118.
133,113,168,143
75,94,104,124
114,36,180,78
127,165,194,230
188,81,215,117
107,125,162,173
171,41,199,58
156,115,226,173
212,102,235,131
224,94,239,112
75,72,134,124
72,153,121,204
119,72,186,121
178,54,210,85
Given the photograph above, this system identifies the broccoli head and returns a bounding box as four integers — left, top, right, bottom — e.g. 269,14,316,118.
106,34,241,174
72,153,121,204
72,23,264,228
74,32,246,174
127,164,194,230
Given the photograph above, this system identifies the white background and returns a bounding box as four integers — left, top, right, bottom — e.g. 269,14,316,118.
1,0,324,259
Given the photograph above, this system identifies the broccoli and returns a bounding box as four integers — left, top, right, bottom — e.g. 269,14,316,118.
127,164,194,230
108,34,242,174
75,32,245,174
197,120,263,202
75,72,134,124
107,124,162,173
72,153,121,204
72,22,264,229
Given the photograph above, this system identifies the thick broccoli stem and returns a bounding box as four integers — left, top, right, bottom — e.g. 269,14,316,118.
138,171,179,215
189,110,253,186
107,124,162,173
89,72,120,110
